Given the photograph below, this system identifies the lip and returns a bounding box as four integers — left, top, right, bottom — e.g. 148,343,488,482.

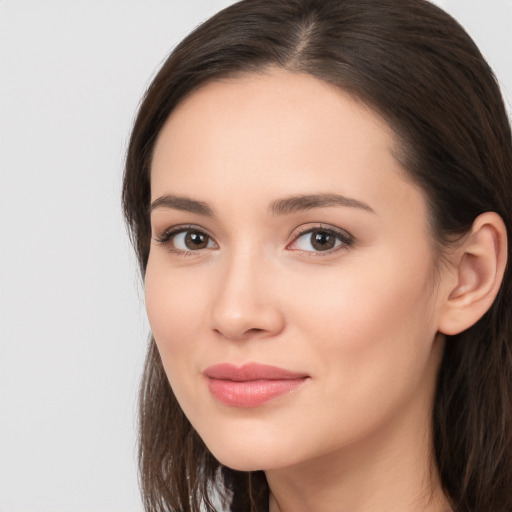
203,363,310,408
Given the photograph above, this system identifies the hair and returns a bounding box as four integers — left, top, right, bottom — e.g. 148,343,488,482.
122,0,512,511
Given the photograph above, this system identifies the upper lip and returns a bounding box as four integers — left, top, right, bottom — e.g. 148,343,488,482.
203,363,309,382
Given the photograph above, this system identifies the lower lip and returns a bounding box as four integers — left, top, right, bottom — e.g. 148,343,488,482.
207,378,308,408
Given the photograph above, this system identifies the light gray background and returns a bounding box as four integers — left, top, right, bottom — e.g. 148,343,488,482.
0,1,510,511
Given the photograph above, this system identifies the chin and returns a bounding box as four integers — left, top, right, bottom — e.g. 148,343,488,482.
204,435,291,472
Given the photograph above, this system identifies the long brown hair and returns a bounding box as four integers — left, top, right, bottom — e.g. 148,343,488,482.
122,1,512,510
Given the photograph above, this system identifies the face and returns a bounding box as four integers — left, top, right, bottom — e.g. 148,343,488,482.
146,69,447,472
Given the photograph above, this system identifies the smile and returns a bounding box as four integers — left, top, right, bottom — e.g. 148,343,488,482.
203,363,310,408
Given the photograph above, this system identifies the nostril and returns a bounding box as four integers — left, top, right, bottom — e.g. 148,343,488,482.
247,328,265,335
213,326,268,339
209,300,286,340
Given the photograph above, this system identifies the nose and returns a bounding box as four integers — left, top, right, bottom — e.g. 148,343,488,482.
209,250,286,341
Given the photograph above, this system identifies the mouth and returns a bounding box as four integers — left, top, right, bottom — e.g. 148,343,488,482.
203,363,310,408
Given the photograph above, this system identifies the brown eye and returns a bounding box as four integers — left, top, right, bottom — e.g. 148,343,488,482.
310,231,336,251
289,226,353,254
156,228,217,252
184,231,209,249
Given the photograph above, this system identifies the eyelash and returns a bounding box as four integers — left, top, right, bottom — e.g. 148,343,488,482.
154,224,216,257
153,224,354,258
288,225,354,257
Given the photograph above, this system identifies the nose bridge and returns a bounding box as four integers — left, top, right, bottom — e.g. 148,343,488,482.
209,242,284,339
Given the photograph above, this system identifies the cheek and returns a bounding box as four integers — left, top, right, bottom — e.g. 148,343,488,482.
284,248,438,385
145,258,208,357
144,258,215,418
269,252,440,453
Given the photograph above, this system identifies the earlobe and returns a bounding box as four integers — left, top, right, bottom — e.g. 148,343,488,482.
438,212,508,336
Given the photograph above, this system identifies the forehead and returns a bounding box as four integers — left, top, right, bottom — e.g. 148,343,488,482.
150,68,426,227
153,69,397,173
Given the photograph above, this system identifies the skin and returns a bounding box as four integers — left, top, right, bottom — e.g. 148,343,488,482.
146,69,455,511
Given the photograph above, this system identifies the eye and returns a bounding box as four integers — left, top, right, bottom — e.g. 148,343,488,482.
155,227,217,253
173,230,216,250
288,226,353,254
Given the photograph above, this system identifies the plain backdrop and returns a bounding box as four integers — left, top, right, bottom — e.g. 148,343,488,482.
0,1,510,511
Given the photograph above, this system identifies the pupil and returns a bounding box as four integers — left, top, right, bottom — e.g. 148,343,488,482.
312,231,335,251
185,231,207,249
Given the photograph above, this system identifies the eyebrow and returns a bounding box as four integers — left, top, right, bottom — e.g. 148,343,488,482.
269,193,375,215
149,192,375,217
149,194,214,216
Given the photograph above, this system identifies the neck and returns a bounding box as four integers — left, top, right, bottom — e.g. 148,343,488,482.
266,346,451,512
267,419,449,512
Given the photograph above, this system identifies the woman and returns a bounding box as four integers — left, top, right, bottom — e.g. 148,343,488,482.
122,0,512,510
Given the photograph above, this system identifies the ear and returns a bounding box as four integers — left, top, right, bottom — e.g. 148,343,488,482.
437,212,508,336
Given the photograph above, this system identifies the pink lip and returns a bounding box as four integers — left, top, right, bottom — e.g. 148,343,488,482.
203,363,309,408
